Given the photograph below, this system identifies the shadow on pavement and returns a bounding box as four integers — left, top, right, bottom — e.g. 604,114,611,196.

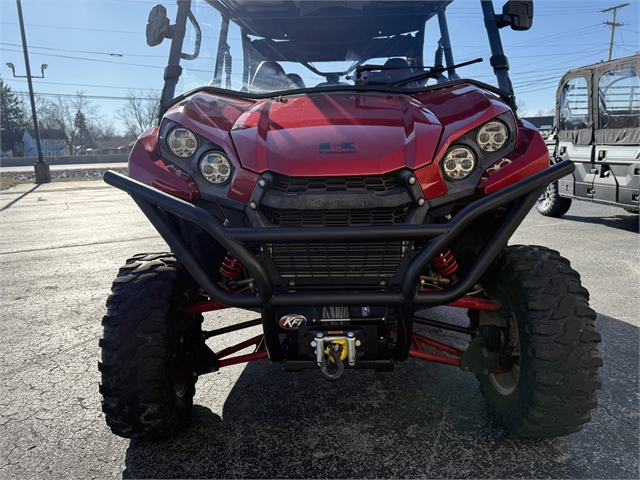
0,184,41,212
561,212,639,233
122,313,639,479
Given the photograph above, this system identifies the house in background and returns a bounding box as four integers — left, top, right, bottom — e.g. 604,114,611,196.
22,129,70,157
84,139,134,156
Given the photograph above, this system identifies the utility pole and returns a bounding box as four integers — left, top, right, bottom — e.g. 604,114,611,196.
601,3,629,61
15,0,50,183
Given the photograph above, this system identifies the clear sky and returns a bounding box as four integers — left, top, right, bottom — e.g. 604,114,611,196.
1,0,639,134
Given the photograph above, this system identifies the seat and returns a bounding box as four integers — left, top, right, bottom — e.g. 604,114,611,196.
286,73,306,89
250,61,298,92
366,58,417,86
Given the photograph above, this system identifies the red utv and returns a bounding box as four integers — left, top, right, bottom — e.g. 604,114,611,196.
100,0,602,440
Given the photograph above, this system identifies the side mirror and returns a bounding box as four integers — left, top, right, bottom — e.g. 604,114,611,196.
498,0,533,31
146,4,171,47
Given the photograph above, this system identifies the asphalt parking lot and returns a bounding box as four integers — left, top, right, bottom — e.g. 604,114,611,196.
0,179,638,479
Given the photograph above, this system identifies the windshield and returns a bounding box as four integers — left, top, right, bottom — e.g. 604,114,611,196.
171,0,486,95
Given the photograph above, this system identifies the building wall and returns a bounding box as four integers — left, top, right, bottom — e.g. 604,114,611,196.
23,131,70,157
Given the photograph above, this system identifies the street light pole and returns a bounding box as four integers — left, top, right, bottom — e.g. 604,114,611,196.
15,0,50,183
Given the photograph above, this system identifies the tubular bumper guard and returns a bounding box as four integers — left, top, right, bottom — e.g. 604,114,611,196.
104,160,574,361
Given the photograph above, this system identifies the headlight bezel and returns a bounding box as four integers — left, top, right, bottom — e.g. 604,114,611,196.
441,145,477,181
198,151,234,185
159,120,238,191
438,113,516,186
476,120,509,153
167,126,199,158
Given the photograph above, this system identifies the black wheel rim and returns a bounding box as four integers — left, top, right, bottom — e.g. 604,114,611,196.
489,315,520,396
480,286,521,396
173,331,190,398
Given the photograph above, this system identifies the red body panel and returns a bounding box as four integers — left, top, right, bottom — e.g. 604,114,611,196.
164,92,254,144
230,94,442,176
414,163,449,200
128,127,201,200
128,85,548,201
415,85,512,162
164,93,259,202
476,120,549,194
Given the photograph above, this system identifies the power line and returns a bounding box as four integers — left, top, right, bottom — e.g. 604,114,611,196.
506,25,606,51
0,42,219,61
0,21,238,41
0,21,143,36
458,24,601,58
0,42,158,58
12,91,154,101
1,47,214,74
0,47,164,69
3,77,161,92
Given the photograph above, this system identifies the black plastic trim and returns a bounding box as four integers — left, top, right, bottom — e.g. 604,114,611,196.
163,78,512,109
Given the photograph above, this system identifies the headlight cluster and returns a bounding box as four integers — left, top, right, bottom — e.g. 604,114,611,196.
442,146,476,180
166,126,233,185
167,127,198,157
476,121,508,152
441,119,509,181
199,152,233,184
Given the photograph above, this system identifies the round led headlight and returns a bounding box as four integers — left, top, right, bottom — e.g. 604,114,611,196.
442,146,476,180
476,121,508,152
199,152,232,184
167,127,198,158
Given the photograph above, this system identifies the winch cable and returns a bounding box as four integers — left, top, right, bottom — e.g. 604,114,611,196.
320,343,346,381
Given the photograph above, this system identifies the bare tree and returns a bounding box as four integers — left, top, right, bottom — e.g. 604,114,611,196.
36,92,107,154
534,108,555,117
87,117,117,142
515,97,529,117
117,89,160,138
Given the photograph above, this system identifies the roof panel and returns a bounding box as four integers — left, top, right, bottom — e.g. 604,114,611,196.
213,0,453,40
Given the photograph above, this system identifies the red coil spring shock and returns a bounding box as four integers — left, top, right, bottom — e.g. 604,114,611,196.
220,252,243,280
432,248,458,277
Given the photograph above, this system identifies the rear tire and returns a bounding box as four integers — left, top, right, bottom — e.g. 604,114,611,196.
536,182,572,217
476,245,602,438
99,253,201,440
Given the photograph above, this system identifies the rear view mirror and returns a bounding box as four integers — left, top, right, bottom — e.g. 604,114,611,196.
146,4,171,46
498,0,533,31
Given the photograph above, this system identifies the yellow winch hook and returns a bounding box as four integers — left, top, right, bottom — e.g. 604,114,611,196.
325,338,349,363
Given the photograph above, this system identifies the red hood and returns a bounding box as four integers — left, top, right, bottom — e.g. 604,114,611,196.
230,94,442,176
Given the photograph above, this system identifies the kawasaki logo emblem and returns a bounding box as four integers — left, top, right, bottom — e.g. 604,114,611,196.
279,314,308,330
318,141,356,154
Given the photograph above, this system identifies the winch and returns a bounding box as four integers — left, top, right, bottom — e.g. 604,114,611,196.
312,332,361,381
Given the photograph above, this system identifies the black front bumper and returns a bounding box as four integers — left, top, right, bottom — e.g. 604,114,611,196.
104,160,574,361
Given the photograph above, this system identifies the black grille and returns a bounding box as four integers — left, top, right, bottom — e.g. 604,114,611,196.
272,174,401,193
262,204,410,227
269,242,405,278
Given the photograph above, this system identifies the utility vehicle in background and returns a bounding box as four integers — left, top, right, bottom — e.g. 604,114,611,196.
100,0,602,440
537,54,640,217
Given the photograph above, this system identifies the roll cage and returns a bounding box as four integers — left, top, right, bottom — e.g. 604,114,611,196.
151,0,533,117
